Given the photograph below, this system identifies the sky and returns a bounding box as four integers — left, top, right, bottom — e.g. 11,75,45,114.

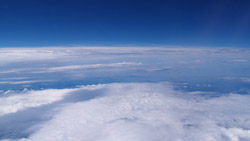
0,0,250,47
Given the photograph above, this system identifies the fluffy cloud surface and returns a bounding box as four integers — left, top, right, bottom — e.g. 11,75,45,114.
0,83,250,141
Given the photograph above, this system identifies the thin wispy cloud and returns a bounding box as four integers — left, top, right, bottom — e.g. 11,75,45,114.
47,62,142,72
0,80,54,85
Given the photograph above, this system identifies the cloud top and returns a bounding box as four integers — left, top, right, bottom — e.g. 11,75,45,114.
0,83,250,141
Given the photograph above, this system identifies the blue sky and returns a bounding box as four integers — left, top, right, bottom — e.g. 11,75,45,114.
0,0,250,47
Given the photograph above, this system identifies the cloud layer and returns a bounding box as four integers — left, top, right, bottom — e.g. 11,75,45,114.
0,83,250,141
1,47,250,140
1,47,250,91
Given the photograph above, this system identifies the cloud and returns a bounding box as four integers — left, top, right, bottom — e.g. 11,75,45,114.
0,48,63,65
0,88,74,116
0,83,250,141
0,62,142,75
241,78,250,83
0,80,54,85
227,59,248,63
0,68,36,74
1,47,249,66
1,47,250,82
47,62,142,72
224,77,250,83
0,77,31,80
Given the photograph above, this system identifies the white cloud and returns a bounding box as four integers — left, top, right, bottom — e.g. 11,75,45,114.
1,47,249,66
0,80,54,85
48,62,142,72
227,59,248,63
224,77,250,83
0,62,142,74
1,83,250,141
0,48,62,65
0,68,36,74
0,88,74,116
221,128,250,141
241,78,250,83
0,77,31,80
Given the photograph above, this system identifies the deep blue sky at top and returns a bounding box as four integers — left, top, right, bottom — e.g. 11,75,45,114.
0,0,250,47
